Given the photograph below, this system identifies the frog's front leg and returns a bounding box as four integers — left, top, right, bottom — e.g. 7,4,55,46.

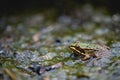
81,54,91,61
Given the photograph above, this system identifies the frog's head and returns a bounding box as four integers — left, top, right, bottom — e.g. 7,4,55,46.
69,42,86,56
69,42,75,49
69,42,80,52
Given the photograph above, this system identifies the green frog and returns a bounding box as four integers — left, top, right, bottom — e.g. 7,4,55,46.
69,41,106,61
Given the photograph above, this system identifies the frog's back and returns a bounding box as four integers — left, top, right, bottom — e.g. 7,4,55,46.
79,42,101,50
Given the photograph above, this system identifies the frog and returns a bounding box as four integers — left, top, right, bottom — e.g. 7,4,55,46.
69,41,105,61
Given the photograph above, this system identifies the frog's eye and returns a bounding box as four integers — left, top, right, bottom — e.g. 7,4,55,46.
76,44,79,47
75,41,80,47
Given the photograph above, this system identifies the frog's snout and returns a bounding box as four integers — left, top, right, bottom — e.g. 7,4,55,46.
69,45,75,50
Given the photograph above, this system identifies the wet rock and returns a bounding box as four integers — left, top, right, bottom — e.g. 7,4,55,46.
29,62,63,75
55,39,61,43
111,42,120,56
29,64,46,75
